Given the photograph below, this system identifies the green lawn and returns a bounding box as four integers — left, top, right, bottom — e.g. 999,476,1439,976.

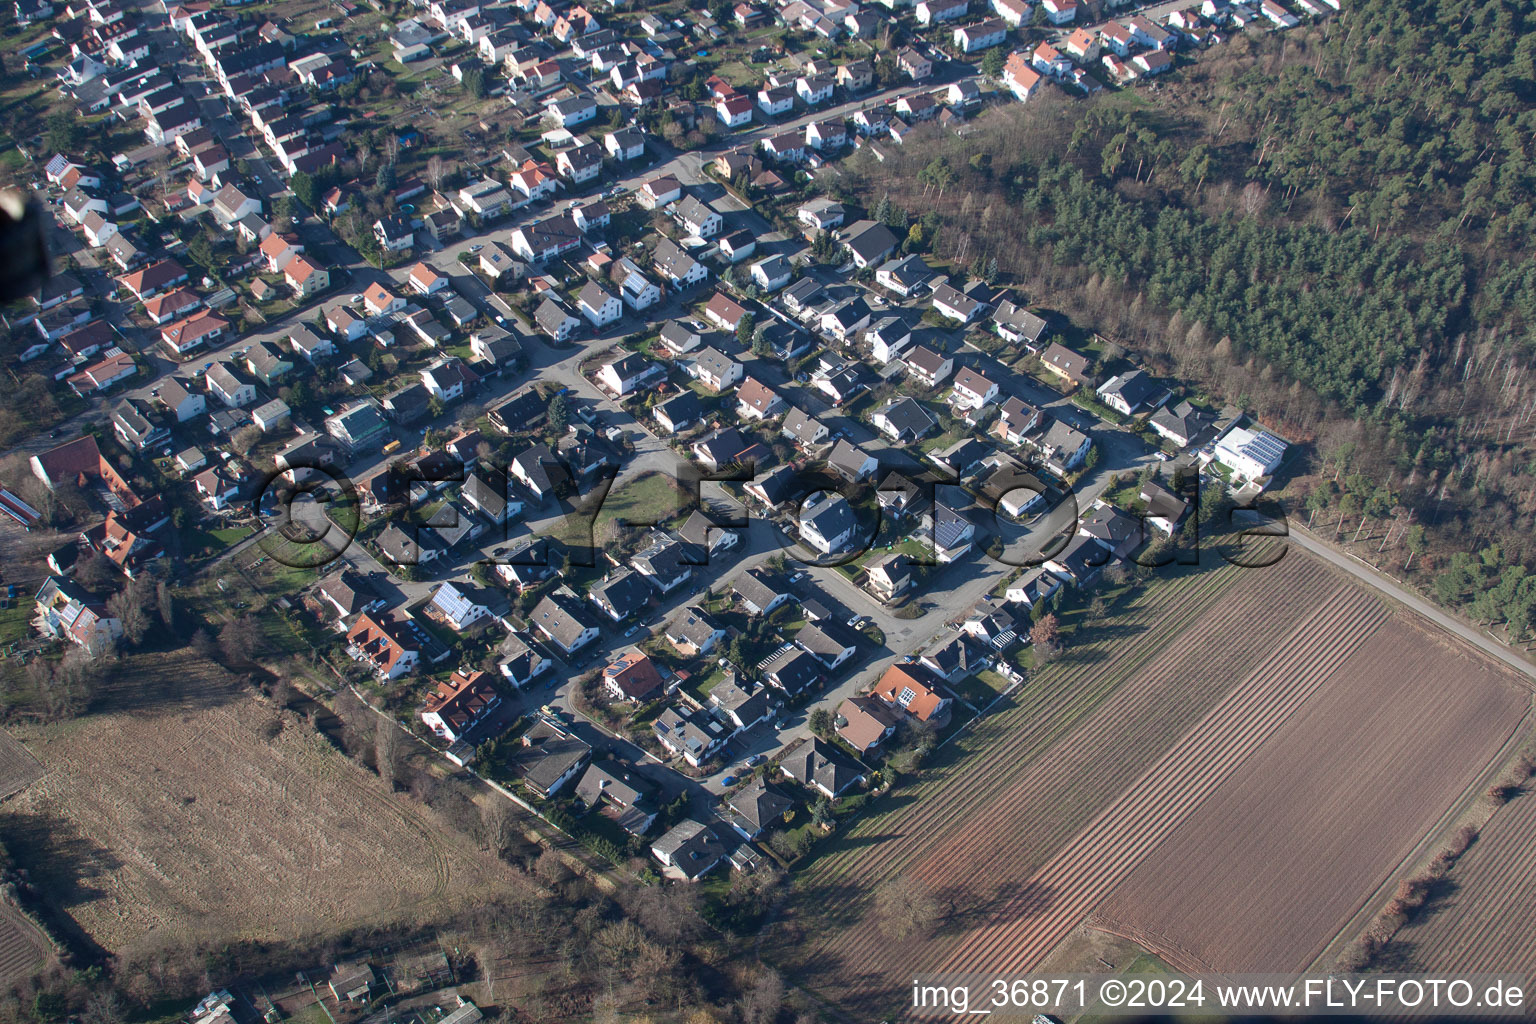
0,600,31,648
593,471,688,532
949,668,1010,707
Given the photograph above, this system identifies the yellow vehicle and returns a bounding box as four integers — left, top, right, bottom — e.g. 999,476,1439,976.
382,440,401,454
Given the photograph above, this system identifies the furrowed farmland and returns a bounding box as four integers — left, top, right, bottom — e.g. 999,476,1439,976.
1376,789,1536,979
770,549,1535,1017
1092,614,1530,973
0,653,536,958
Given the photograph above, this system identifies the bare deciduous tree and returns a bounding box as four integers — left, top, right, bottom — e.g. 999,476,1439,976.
874,874,940,939
374,716,401,790
478,798,514,858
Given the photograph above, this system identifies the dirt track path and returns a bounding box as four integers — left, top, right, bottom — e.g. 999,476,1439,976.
1289,527,1536,686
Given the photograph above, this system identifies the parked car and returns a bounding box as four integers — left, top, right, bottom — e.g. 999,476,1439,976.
721,775,738,787
743,754,763,767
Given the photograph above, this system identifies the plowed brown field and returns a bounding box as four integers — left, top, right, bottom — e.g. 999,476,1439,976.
2,656,535,955
0,732,43,802
778,550,1533,1019
1093,614,1529,973
1377,790,1536,979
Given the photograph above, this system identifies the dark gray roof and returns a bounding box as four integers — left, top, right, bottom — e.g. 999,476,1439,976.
780,737,864,796
840,220,898,264
589,569,652,619
512,719,591,796
726,779,792,836
732,567,786,613
993,299,1045,343
530,590,600,650
1098,369,1163,411
876,396,935,439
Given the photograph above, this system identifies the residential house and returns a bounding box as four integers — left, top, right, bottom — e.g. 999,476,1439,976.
535,298,580,341
346,613,420,680
154,377,204,422
835,695,901,753
1148,399,1213,448
867,375,938,435
512,719,591,798
511,443,572,500
363,282,406,317
612,257,660,310
160,310,228,354
1039,341,1095,387
1139,478,1191,534
839,219,899,269
1003,51,1043,101
1214,426,1288,480
111,398,168,451
650,819,725,879
654,391,703,434
1097,369,1166,416
1078,503,1144,563
420,669,501,742
798,197,846,233
876,253,936,298
639,175,683,209
993,300,1046,347
951,366,1000,411
953,17,1008,52
600,646,664,702
780,737,864,798
1024,415,1092,476
902,345,954,389
896,46,932,80
589,570,653,625
735,377,786,421
576,760,658,836
596,351,659,396
674,195,723,240
478,241,523,282
917,0,967,22
871,661,952,722
665,605,726,656
732,567,791,617
725,780,793,840
529,589,601,655
781,406,830,449
652,237,708,289
690,346,744,391
373,215,414,252
316,570,387,620
795,621,859,671
1040,0,1077,22
287,324,334,363
576,279,622,327
798,492,859,555
204,363,255,408
426,582,493,633
633,533,693,594
326,401,390,450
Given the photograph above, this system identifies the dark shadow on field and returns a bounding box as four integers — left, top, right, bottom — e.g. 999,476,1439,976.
1055,646,1108,666
0,809,117,965
936,879,1056,937
1371,937,1425,972
1070,620,1151,644
90,656,245,715
789,875,879,934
